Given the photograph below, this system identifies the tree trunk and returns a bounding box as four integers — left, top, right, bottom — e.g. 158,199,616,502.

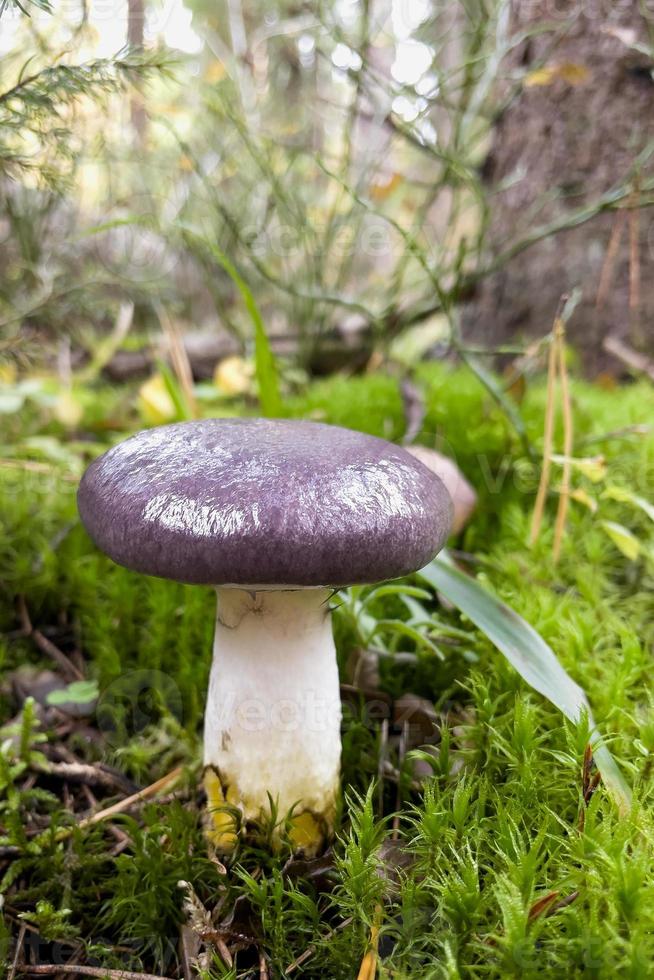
465,0,654,373
127,0,147,141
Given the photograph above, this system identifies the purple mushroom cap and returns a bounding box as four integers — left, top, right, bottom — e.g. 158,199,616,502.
77,418,452,587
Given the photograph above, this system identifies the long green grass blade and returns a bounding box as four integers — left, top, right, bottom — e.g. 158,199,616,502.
186,234,282,417
419,552,632,814
83,218,283,417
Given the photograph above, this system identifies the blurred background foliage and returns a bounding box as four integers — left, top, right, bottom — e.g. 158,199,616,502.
0,0,540,387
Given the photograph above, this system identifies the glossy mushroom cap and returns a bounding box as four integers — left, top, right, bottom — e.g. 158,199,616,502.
77,418,452,587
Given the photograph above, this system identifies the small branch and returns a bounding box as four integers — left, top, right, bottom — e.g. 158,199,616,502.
17,596,83,682
75,765,183,831
603,335,654,382
8,922,26,980
628,180,641,348
18,966,172,980
530,351,553,545
553,321,573,563
285,916,353,974
155,304,198,418
595,209,626,312
35,760,133,794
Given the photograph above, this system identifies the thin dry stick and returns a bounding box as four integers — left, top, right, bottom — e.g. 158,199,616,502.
530,328,559,545
50,767,183,844
595,208,626,312
17,968,170,980
553,322,573,563
77,766,183,830
285,916,354,974
17,596,84,682
603,334,654,382
259,951,269,979
8,922,26,980
392,720,408,841
156,303,198,418
214,936,233,968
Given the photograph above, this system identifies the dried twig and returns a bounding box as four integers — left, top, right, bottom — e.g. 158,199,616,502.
17,596,83,682
628,180,641,348
553,321,573,563
44,768,184,847
8,923,26,980
156,303,198,418
603,335,654,382
36,760,131,794
285,916,353,974
595,209,626,312
75,766,183,831
530,328,558,546
18,967,171,980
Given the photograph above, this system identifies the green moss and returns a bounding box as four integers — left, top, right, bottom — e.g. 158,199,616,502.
1,368,654,977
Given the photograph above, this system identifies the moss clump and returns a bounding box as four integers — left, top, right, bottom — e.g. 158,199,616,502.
1,368,654,977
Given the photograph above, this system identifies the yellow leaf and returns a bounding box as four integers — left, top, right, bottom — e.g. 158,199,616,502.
138,374,177,425
600,521,641,561
550,454,606,483
370,172,403,201
0,362,17,384
213,356,254,397
204,60,227,84
571,488,598,513
54,389,83,429
524,62,590,88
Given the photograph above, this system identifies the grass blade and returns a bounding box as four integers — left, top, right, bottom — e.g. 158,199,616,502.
419,552,632,814
183,232,282,417
84,217,283,417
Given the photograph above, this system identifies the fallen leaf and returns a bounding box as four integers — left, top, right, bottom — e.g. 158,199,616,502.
138,373,178,424
392,694,439,747
205,60,227,83
11,668,94,718
370,172,403,201
214,355,254,397
570,488,598,513
550,454,607,483
524,62,590,88
600,520,641,561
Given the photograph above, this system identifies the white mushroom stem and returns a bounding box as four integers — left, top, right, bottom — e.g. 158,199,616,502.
204,587,341,848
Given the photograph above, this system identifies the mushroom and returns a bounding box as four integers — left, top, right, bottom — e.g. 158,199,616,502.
77,418,452,852
405,445,477,535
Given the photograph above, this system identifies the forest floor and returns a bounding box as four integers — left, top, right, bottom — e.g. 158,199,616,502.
1,362,654,979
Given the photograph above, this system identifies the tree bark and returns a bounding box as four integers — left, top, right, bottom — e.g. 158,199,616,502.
465,0,654,372
127,0,147,141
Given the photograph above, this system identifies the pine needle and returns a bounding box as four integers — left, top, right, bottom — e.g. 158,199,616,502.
553,321,573,562
156,304,198,419
530,329,558,545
